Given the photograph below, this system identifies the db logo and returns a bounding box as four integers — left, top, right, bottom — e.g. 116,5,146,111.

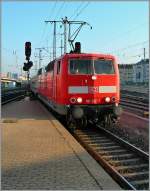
89,86,99,93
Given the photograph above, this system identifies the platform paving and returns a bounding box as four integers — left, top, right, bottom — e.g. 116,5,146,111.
1,98,121,190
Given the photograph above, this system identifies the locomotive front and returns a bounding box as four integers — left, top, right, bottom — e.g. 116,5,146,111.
65,53,122,128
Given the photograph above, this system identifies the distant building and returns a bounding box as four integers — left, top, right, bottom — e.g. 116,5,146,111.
18,75,28,81
12,73,18,79
119,59,149,85
6,72,19,80
119,64,134,85
7,72,12,78
133,59,149,84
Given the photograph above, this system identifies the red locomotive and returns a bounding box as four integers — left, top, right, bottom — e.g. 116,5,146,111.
30,44,122,129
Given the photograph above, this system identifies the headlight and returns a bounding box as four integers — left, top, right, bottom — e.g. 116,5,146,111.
77,97,82,103
105,97,110,103
92,75,97,80
111,96,116,102
70,97,76,103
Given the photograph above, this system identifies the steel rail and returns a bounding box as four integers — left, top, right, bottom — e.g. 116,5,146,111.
73,126,149,190
120,97,149,117
2,95,25,105
121,99,148,108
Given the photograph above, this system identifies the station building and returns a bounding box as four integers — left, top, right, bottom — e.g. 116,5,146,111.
132,59,149,84
119,59,149,85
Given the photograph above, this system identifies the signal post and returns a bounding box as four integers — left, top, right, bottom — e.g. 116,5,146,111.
23,42,33,91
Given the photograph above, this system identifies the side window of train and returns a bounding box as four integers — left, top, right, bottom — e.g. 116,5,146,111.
57,61,61,74
45,61,54,75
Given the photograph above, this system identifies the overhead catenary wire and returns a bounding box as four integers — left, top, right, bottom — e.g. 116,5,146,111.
53,1,68,56
102,22,148,49
48,1,58,20
42,2,91,59
57,2,84,33
119,51,148,59
39,1,62,47
69,2,85,20
44,2,67,59
35,1,61,66
36,1,58,47
118,49,149,64
72,2,90,21
108,40,148,54
54,1,66,20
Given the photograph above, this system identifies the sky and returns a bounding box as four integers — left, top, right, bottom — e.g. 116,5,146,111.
1,0,149,76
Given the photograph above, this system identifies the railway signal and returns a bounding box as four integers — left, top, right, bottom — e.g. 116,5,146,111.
23,41,33,71
23,63,28,71
23,61,33,71
25,42,31,60
74,42,81,53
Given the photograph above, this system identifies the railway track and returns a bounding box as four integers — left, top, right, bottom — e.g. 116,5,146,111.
2,95,25,105
121,94,149,104
121,94,149,117
2,87,27,105
121,90,149,100
39,97,149,189
73,125,149,190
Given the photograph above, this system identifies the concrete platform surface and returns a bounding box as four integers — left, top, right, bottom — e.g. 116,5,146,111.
1,98,121,190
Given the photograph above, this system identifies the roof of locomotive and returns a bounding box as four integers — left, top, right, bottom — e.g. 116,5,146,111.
58,53,116,60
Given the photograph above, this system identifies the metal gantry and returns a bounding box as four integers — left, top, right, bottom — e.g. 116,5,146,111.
45,16,92,58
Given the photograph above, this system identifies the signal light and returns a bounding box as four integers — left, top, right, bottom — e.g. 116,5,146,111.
23,61,33,71
23,63,28,71
28,61,33,68
25,42,31,58
74,42,81,53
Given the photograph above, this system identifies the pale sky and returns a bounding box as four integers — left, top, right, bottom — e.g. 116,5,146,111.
2,1,149,76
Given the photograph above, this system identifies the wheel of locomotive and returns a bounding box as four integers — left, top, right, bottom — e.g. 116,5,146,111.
76,116,87,129
104,114,113,128
66,111,76,132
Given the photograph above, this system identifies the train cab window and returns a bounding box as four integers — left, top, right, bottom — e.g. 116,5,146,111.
46,61,54,72
38,68,42,75
94,60,115,74
41,67,45,74
57,61,61,74
69,59,92,74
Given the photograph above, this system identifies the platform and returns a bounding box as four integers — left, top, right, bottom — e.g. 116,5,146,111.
1,98,121,190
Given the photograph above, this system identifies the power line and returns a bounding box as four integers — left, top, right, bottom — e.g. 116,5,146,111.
108,40,148,54
102,22,148,49
52,1,67,40
54,1,66,20
36,1,58,47
44,2,90,58
72,2,90,21
118,48,149,64
69,2,84,20
35,48,45,69
44,1,66,52
36,24,48,47
48,1,58,20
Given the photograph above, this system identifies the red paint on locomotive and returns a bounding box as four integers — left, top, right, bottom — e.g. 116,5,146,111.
31,53,122,127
